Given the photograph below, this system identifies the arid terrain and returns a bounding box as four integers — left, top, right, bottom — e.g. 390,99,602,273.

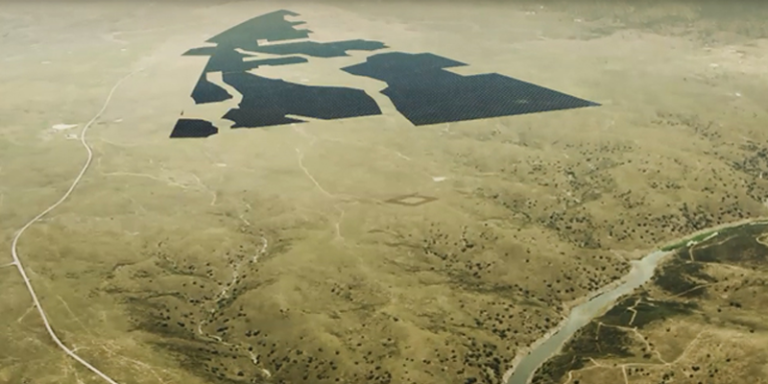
533,222,768,384
1,1,767,384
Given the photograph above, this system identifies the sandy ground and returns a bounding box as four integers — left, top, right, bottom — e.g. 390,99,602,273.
1,1,768,384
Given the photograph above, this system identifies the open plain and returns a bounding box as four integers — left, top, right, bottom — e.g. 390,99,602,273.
1,1,768,384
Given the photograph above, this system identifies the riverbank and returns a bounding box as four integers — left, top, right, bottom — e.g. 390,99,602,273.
502,216,768,384
501,255,655,383
660,217,768,251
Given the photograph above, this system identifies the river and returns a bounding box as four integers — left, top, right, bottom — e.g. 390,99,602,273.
503,218,768,384
503,249,673,384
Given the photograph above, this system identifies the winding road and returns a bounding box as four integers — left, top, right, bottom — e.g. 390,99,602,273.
8,68,144,384
7,65,768,384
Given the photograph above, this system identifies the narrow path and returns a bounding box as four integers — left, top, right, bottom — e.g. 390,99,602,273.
9,68,144,384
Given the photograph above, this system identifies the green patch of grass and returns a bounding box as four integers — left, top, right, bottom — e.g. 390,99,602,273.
660,230,716,252
531,322,635,384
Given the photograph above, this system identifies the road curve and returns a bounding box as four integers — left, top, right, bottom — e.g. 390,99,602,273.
9,68,144,384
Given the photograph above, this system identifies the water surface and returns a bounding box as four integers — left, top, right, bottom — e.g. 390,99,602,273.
506,250,671,384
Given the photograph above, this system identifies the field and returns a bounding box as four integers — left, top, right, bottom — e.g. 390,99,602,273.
1,2,768,384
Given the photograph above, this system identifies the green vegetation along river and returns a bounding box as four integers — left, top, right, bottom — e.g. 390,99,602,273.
504,218,768,384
